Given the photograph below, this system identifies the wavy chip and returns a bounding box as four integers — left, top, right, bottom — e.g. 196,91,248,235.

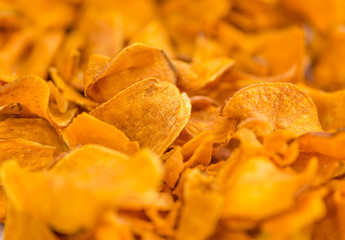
220,83,322,135
90,78,191,155
85,43,177,102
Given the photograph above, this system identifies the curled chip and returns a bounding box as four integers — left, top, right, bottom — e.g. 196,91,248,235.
298,130,345,159
300,85,345,130
63,112,139,154
220,83,322,135
85,43,177,102
90,78,191,155
174,57,234,93
2,145,163,234
0,76,78,127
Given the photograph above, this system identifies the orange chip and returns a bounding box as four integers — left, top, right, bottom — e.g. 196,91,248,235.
3,205,58,240
300,84,345,130
2,145,163,234
49,67,97,111
220,83,322,135
218,155,318,220
63,112,139,154
181,131,213,168
85,43,177,102
176,169,224,240
130,19,175,59
161,147,184,188
90,78,191,155
0,76,78,127
0,138,55,170
261,189,327,238
298,130,345,159
175,57,234,93
0,118,68,156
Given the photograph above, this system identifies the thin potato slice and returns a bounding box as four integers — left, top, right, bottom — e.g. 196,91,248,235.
220,83,322,135
90,78,191,155
85,43,177,102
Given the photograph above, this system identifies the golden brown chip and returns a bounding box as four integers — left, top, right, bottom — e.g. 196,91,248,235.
220,83,322,135
90,78,191,155
85,43,177,102
63,112,139,154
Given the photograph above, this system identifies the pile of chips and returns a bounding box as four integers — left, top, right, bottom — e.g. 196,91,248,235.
1,0,345,239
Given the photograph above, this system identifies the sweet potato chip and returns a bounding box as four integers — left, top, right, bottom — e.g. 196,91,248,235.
90,78,191,155
220,83,322,135
2,145,163,234
280,0,345,32
217,150,318,220
63,112,139,154
49,67,97,111
181,131,213,168
261,189,327,239
298,130,345,159
0,138,55,170
175,57,234,93
85,44,177,102
300,85,345,130
184,96,236,145
3,0,345,238
176,169,223,240
0,118,68,156
161,147,184,188
3,205,58,240
0,76,78,127
130,19,175,59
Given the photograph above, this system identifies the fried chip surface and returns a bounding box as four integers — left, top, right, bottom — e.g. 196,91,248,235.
90,78,191,155
221,83,322,135
2,0,345,239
